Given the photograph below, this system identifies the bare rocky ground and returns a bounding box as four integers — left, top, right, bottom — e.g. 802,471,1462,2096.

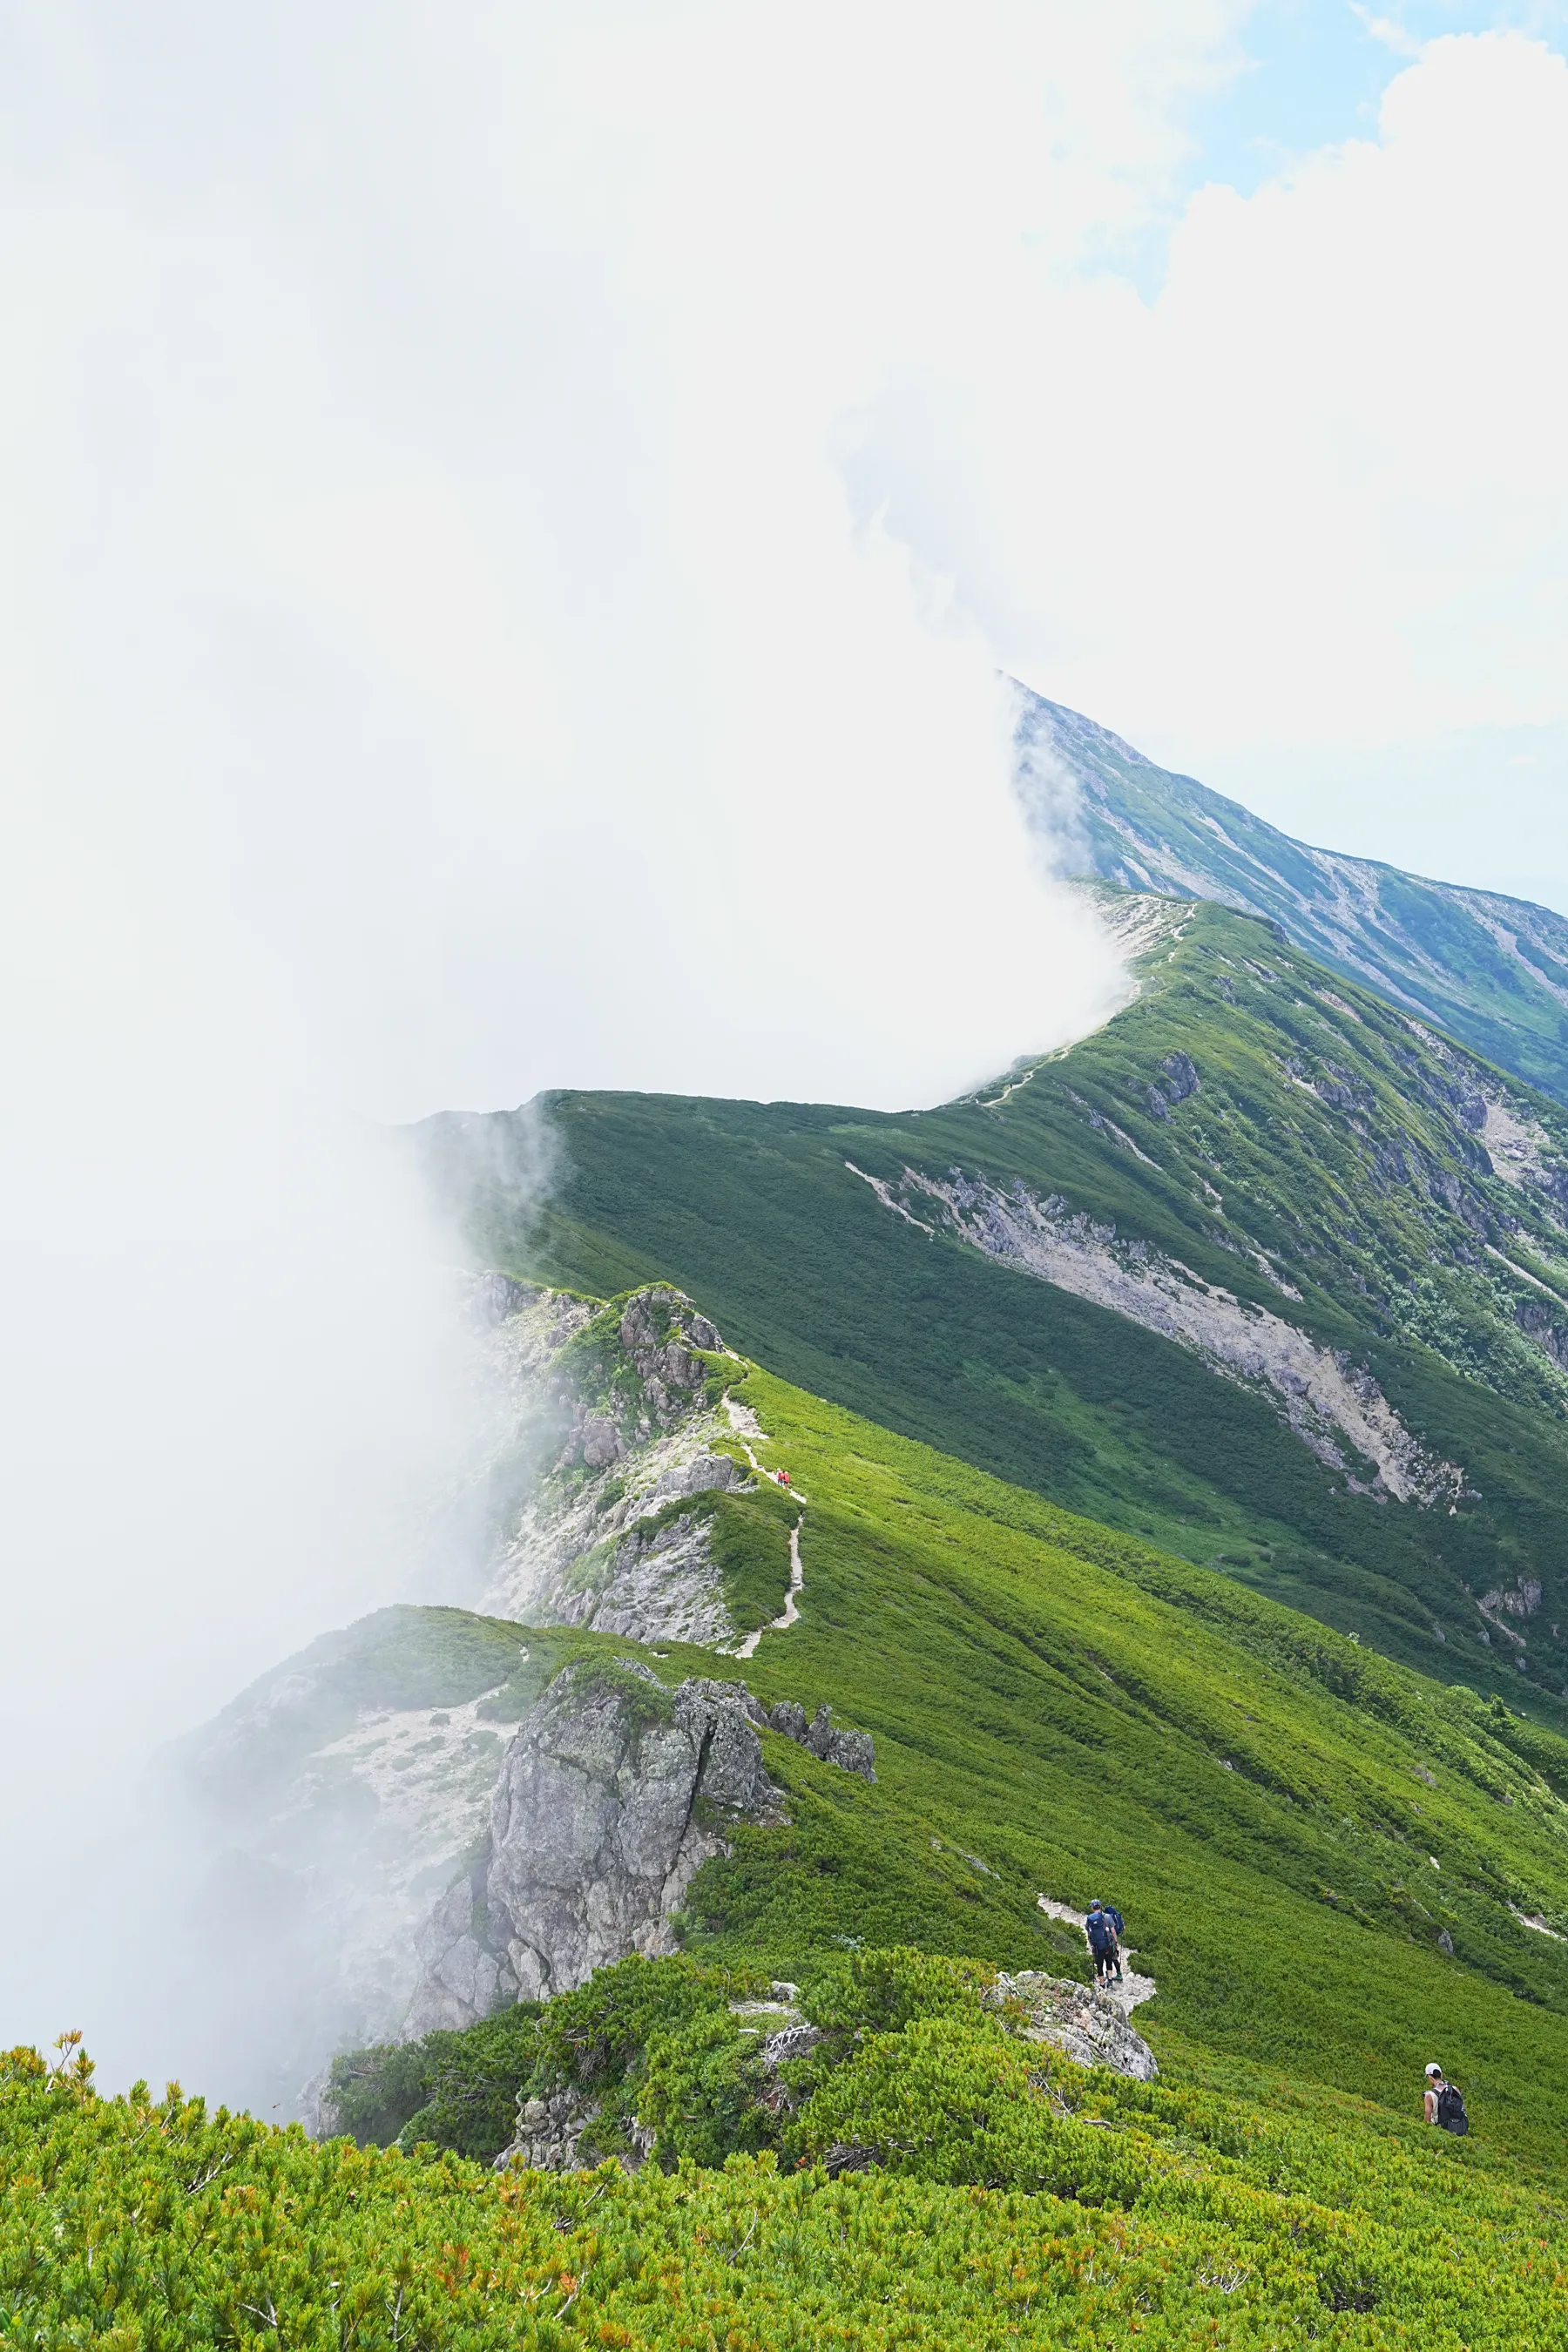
855,1161,1469,1505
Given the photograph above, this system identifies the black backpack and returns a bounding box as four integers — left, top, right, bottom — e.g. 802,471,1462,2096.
1436,2082,1469,2136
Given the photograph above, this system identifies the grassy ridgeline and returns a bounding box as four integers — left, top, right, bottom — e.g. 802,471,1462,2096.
417,902,1568,1721
665,1366,1568,2180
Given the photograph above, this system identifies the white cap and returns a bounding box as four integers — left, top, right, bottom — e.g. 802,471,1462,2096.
1425,2063,1443,2076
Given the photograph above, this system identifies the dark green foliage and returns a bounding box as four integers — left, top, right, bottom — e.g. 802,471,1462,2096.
706,1479,800,1632
328,2005,543,2161
329,1957,776,2171
635,2008,778,2168
325,2036,431,2149
15,2034,1568,2349
797,1943,977,2045
564,1654,675,1724
528,1953,760,2107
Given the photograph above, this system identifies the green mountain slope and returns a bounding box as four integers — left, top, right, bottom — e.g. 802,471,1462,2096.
33,1348,1568,2342
1016,688,1568,1105
417,902,1568,1720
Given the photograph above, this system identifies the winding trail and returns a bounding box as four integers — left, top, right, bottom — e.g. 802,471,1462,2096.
733,1520,804,1660
723,1394,806,1660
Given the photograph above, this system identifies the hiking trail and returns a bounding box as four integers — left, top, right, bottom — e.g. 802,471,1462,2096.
1037,1894,1157,2016
724,1393,806,1660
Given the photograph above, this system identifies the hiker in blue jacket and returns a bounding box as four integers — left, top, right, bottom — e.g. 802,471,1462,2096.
1085,1899,1121,1988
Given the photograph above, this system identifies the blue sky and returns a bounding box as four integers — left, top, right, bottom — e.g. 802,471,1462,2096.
1191,0,1567,196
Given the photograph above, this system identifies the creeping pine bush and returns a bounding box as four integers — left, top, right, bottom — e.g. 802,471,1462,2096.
329,1955,774,2169
328,2007,543,2159
10,2027,1568,2348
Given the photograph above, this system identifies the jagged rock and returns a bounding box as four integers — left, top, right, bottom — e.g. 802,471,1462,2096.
404,1876,517,2037
803,1704,877,1781
727,1983,823,2115
467,1271,538,1326
766,1700,876,1782
1516,1297,1568,1371
495,2087,655,2176
409,1663,784,2024
983,1971,1159,2081
483,1286,751,1636
1160,1051,1200,1103
823,2142,878,2175
404,1668,876,2040
577,1412,626,1469
559,1511,732,1647
652,1451,740,1502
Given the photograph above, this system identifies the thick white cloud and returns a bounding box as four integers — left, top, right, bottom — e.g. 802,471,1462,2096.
0,1,1250,2073
0,0,1261,1127
859,29,1568,885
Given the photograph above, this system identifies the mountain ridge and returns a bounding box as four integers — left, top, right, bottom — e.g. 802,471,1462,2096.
1017,686,1568,1105
417,898,1568,1722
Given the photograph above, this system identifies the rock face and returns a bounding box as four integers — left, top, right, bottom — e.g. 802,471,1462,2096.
497,2087,632,2174
766,1700,877,1782
862,1166,1467,1507
983,1971,1159,2081
409,1663,787,2026
481,1286,755,1646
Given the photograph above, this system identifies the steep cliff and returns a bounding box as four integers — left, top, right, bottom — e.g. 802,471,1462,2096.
408,1662,785,2031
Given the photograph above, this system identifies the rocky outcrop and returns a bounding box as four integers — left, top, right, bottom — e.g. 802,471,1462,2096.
1516,1296,1568,1371
408,1666,877,2035
983,1971,1159,2081
1146,1051,1200,1121
554,1506,735,1647
409,1664,787,2026
766,1700,876,1782
481,1287,755,1643
496,2087,636,2174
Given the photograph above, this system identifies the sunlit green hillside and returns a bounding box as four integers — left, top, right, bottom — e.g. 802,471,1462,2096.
417,901,1568,1720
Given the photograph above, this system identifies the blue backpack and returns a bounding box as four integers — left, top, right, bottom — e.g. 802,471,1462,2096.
1086,1910,1116,1955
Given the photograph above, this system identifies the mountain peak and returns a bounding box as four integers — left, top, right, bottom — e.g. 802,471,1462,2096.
1014,685,1568,1106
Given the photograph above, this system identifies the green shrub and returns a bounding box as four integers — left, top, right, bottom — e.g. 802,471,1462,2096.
328,2004,544,2163
637,2008,778,2169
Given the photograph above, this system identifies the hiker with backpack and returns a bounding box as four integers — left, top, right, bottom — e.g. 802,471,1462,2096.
1424,2063,1469,2135
1085,1899,1121,1989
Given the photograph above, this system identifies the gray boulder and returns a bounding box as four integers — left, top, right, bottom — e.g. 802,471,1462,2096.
409,1662,783,2024
652,1450,740,1502
983,1971,1158,2081
766,1700,876,1782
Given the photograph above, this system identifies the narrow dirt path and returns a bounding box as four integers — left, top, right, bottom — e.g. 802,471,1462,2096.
733,1519,804,1660
723,1395,805,1659
1037,1894,1156,2015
